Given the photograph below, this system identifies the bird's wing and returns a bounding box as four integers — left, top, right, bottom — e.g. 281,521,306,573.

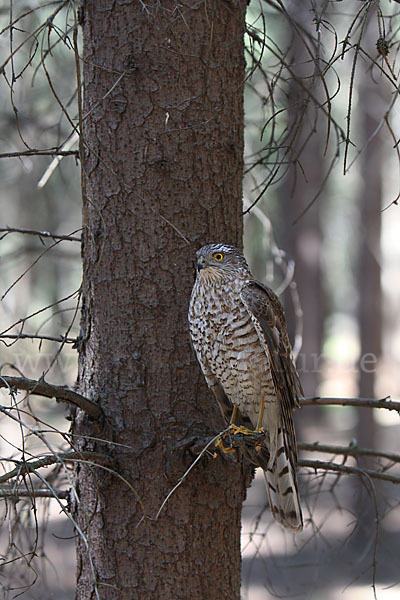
240,280,303,458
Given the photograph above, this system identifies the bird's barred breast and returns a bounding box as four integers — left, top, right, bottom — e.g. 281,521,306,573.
189,278,275,412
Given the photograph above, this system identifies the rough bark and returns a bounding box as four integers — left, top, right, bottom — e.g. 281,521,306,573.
72,2,246,600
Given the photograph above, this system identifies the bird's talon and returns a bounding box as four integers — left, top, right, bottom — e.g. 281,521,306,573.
229,424,259,436
215,432,236,454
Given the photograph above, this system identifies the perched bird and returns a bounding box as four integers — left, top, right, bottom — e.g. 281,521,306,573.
188,243,303,532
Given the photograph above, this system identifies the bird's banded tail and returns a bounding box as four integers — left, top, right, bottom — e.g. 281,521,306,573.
263,427,303,532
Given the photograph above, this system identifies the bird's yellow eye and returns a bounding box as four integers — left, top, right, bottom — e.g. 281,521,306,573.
213,252,224,261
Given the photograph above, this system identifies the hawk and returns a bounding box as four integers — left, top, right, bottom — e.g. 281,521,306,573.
188,243,303,532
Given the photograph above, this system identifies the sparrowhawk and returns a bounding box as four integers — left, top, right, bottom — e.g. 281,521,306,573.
188,243,303,532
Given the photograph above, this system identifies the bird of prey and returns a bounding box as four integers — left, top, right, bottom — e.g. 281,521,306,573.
188,243,303,532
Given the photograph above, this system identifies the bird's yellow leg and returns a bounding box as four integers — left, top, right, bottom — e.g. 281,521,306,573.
214,400,266,456
215,402,265,455
214,406,240,454
230,405,238,425
228,405,253,435
255,396,265,433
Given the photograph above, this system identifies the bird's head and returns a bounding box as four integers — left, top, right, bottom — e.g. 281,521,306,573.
195,244,250,281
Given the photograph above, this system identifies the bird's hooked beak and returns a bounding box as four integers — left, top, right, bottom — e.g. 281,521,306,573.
197,256,206,272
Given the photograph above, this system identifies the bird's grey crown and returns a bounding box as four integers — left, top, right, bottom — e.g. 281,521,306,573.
196,243,239,255
196,244,250,275
196,244,250,271
197,243,239,256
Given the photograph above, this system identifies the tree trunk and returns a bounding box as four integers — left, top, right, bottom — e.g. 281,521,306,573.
72,2,246,600
281,131,324,399
357,122,382,451
277,5,324,399
352,14,384,543
356,28,384,452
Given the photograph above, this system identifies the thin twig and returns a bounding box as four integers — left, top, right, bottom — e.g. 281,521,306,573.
38,132,79,188
149,428,231,523
0,289,80,337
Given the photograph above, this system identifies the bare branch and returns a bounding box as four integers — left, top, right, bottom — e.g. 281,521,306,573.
298,441,400,465
0,333,77,345
300,396,400,412
0,451,114,485
0,376,102,418
0,150,79,158
0,486,69,499
299,458,400,485
0,227,81,242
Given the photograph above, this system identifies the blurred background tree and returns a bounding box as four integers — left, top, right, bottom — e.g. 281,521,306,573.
1,1,400,599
